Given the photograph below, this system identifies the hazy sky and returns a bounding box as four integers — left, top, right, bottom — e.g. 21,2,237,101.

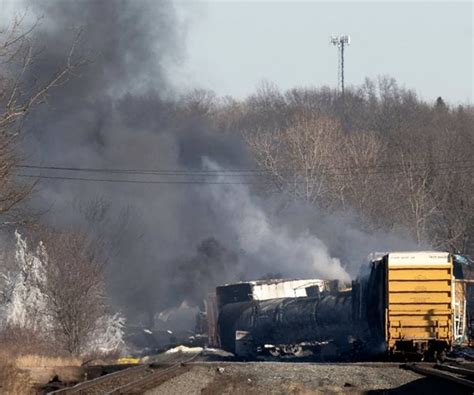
174,1,473,104
1,1,472,104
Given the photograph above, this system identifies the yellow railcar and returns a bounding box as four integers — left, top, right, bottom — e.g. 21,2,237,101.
385,252,453,356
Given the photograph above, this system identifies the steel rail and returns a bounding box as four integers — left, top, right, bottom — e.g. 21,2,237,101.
47,365,148,394
435,363,474,378
106,352,202,395
404,363,474,389
106,364,190,394
47,353,201,395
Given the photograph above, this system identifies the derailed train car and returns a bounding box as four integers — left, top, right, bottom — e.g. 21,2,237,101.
211,251,469,360
218,291,353,358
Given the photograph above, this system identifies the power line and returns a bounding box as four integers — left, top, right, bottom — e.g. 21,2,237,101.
14,163,474,186
15,174,267,185
14,158,474,176
15,158,474,174
15,164,271,174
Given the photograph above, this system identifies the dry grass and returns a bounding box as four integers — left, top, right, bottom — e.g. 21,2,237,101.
14,354,82,369
0,353,32,395
0,351,82,394
0,326,83,367
0,326,121,393
0,327,82,394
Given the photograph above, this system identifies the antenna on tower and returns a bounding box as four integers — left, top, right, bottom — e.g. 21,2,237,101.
330,35,350,96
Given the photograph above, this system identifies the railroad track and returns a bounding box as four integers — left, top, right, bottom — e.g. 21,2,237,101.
47,353,200,395
404,362,474,390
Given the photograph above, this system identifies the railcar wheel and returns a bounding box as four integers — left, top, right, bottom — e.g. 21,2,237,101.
283,345,304,356
438,350,446,362
269,348,281,357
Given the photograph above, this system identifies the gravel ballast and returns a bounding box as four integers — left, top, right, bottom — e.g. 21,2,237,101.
145,362,470,394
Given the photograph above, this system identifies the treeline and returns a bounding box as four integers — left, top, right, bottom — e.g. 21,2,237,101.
188,78,474,255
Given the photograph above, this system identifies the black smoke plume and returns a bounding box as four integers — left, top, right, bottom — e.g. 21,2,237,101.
10,1,423,328
17,0,250,323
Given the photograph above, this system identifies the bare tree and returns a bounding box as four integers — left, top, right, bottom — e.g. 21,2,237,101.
33,228,108,355
333,130,387,225
244,112,344,205
181,88,216,117
0,14,84,226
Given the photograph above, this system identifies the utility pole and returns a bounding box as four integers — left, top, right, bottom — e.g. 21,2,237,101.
330,35,350,95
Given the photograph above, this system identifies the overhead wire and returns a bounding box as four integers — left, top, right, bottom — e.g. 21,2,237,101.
14,158,474,176
15,174,267,185
13,161,474,185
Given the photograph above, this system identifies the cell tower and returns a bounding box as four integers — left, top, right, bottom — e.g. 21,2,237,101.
330,35,350,95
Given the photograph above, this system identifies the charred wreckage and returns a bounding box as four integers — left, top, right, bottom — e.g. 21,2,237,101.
205,251,474,361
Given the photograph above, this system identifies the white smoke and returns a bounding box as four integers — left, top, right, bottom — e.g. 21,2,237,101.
203,159,350,282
